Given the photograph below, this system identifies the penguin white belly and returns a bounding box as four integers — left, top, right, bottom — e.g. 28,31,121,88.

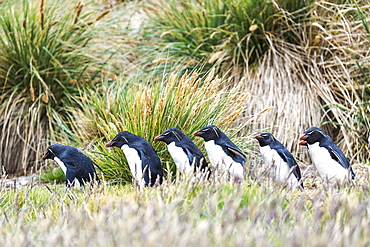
53,157,81,187
307,143,349,180
121,145,145,187
167,142,192,173
54,157,67,174
260,146,298,187
204,140,243,179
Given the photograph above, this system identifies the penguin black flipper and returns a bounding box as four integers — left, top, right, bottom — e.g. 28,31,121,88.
226,145,246,159
328,145,355,179
182,146,196,166
65,163,79,187
138,149,163,186
225,144,246,164
277,149,303,185
327,145,349,169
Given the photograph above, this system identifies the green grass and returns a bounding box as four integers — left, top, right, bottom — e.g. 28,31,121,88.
40,167,66,184
58,68,251,183
140,0,315,73
0,0,116,175
1,176,370,246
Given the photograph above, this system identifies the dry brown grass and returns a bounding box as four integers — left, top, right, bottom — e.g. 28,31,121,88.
0,93,49,175
238,1,370,161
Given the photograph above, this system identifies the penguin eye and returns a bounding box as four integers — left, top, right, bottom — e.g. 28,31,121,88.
264,136,268,139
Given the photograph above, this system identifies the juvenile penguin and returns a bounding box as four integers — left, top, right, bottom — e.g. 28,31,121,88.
154,128,208,175
42,144,100,187
193,125,245,181
299,126,355,181
255,132,303,188
106,131,163,187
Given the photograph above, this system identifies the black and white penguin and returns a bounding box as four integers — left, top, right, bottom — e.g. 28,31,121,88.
193,125,245,180
154,128,208,175
105,131,163,187
42,144,100,187
299,126,355,181
255,132,303,188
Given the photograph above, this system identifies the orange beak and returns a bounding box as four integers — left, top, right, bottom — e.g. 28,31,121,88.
193,130,202,136
254,134,262,139
154,135,163,141
298,135,308,145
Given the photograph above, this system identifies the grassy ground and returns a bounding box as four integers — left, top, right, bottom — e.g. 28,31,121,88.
1,164,370,246
0,0,369,245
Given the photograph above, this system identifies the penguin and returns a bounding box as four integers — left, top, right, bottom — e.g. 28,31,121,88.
299,126,355,181
193,125,245,181
154,128,209,175
254,132,303,188
105,131,163,187
42,144,100,187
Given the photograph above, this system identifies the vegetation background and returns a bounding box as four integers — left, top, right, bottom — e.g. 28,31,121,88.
0,0,369,246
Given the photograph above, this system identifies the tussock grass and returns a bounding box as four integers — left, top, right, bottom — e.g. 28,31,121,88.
60,69,251,183
133,0,370,162
2,172,370,246
234,1,370,161
299,1,370,160
142,0,315,73
0,0,116,175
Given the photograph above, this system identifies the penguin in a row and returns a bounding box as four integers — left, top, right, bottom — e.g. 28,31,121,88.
42,144,101,187
254,126,355,189
105,131,164,187
299,126,355,181
42,125,245,188
42,125,354,188
254,132,303,189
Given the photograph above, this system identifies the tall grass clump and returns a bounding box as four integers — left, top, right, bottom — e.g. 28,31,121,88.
320,2,370,160
141,0,314,74
294,1,370,161
60,68,251,183
215,0,370,161
0,0,113,175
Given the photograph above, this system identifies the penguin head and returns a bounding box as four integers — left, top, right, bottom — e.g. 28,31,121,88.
42,148,56,160
105,131,130,148
254,132,276,147
299,126,326,146
193,125,220,141
154,128,184,144
42,144,66,160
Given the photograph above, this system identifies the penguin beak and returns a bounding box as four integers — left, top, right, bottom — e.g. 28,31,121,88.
298,135,308,145
254,134,262,139
42,150,50,160
105,141,114,147
153,135,163,141
193,130,201,136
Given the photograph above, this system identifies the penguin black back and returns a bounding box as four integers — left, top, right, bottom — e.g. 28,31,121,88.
193,125,246,165
106,131,164,186
154,128,208,173
299,126,355,180
42,144,100,187
255,132,303,188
